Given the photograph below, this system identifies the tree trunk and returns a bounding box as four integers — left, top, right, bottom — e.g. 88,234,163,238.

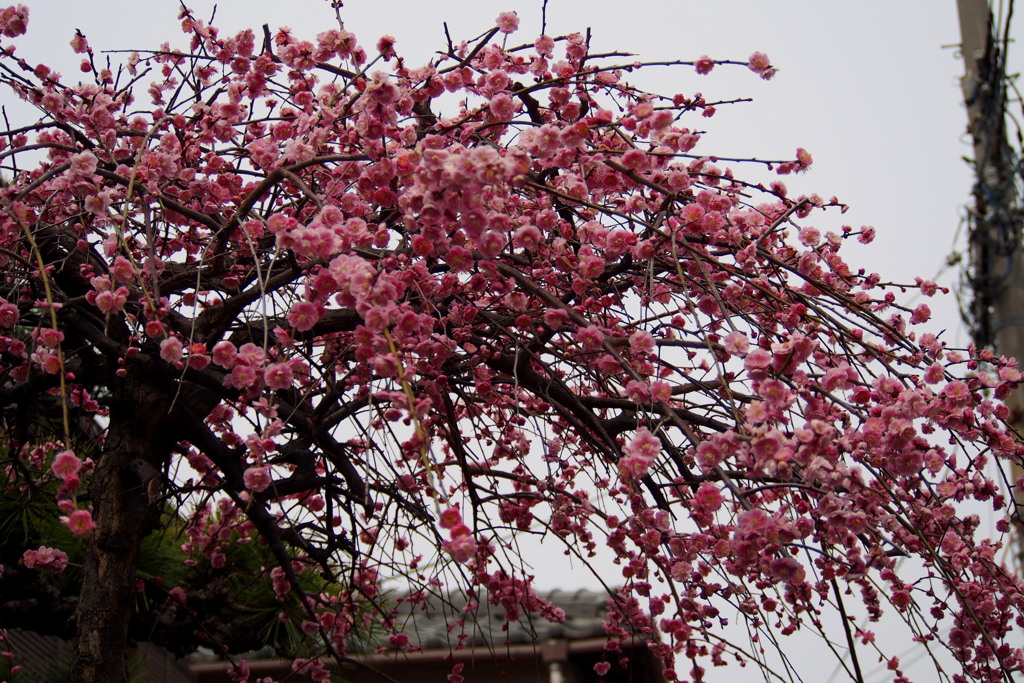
70,372,170,683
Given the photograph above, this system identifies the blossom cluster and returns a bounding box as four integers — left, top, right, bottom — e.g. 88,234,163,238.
0,5,1021,682
21,546,68,573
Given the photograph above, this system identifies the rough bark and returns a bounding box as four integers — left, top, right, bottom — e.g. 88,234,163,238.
69,370,171,683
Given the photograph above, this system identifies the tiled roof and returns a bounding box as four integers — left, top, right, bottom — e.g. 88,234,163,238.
4,629,194,682
187,587,666,683
388,588,610,651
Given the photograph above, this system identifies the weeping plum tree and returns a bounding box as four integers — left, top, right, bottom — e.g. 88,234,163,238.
1,3,1023,682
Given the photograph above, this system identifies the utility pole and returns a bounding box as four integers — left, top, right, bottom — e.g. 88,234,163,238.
957,0,1024,564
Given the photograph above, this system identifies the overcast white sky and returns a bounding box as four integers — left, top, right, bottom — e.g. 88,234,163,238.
7,2,1017,679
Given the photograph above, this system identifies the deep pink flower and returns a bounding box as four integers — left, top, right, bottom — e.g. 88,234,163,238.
69,31,89,54
226,363,258,389
533,34,554,57
747,51,771,75
798,227,820,247
63,509,96,537
724,331,750,356
577,253,604,279
69,151,97,177
244,466,272,492
495,11,519,34
37,327,63,348
264,362,294,390
650,380,672,403
83,189,112,215
439,507,462,529
287,300,320,332
625,428,660,459
212,340,238,367
693,482,724,511
680,203,704,224
543,308,570,330
94,287,128,315
237,342,266,366
575,325,604,350
22,546,68,573
696,440,724,470
923,363,944,385
949,629,969,650
768,557,803,583
744,348,772,375
891,589,912,611
376,35,396,60
0,299,18,327
795,147,813,168
917,278,939,297
624,380,650,403
34,349,61,374
145,320,165,338
448,523,471,539
160,337,184,364
621,148,647,170
910,303,931,325
0,4,28,38
444,533,477,563
187,346,211,370
941,380,971,406
488,92,517,120
51,450,82,480
477,230,506,259
619,428,660,479
695,56,714,75
388,633,410,649
629,330,655,355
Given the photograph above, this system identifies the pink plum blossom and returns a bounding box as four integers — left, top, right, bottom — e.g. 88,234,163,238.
22,546,68,572
629,330,655,355
212,340,238,367
911,304,931,325
695,56,714,75
264,362,294,390
376,35,396,60
0,4,28,38
287,300,320,332
724,331,749,356
444,533,478,563
439,507,462,529
747,51,772,76
63,509,96,536
693,483,724,512
69,151,98,177
0,298,18,327
495,11,519,34
244,466,272,492
534,34,555,57
51,450,82,480
575,325,604,350
160,337,184,364
619,427,660,479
